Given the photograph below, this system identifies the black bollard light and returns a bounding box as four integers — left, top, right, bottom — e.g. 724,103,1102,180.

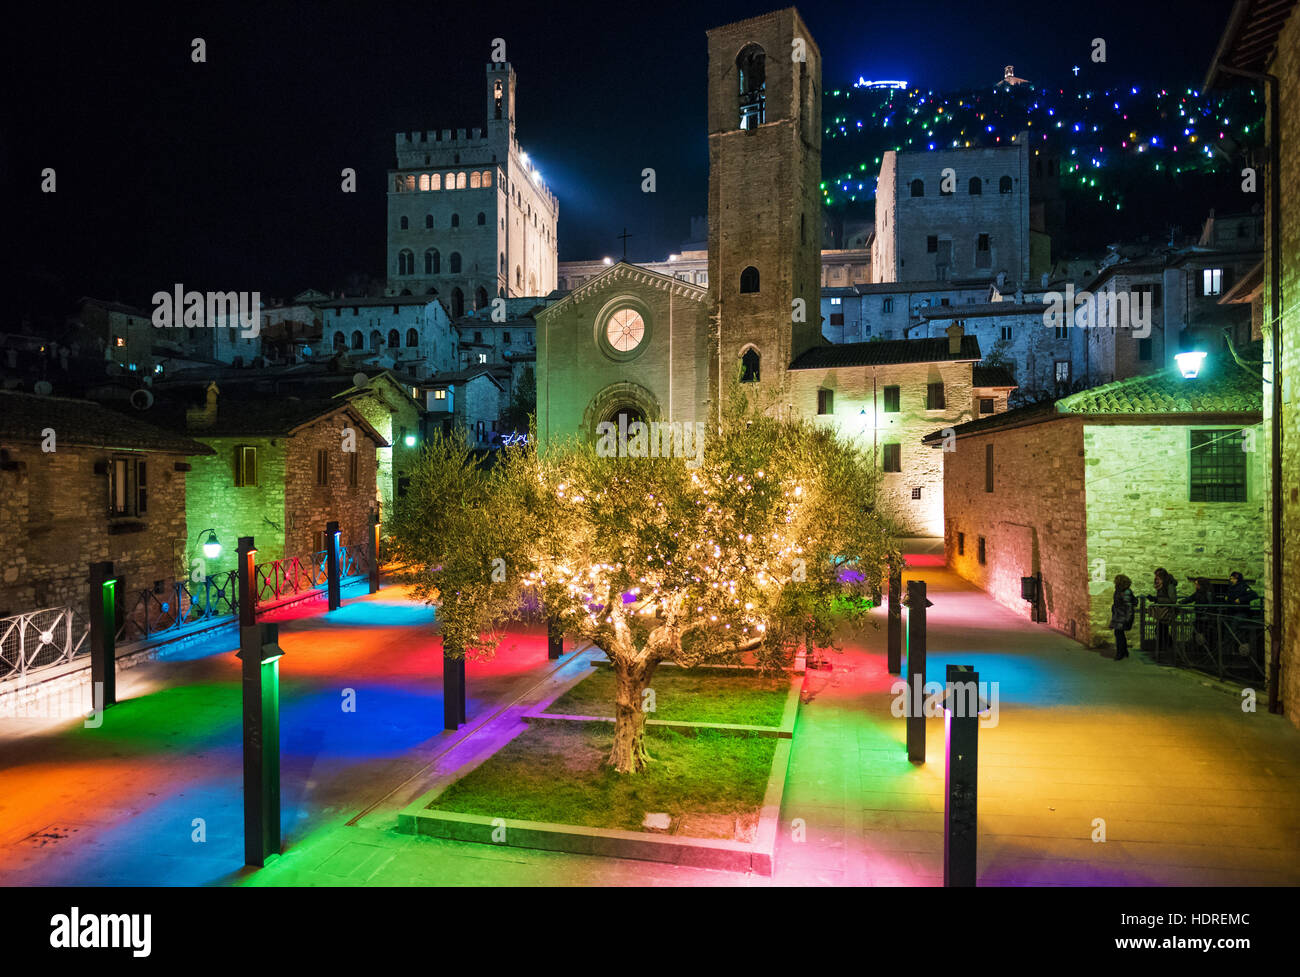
236,537,257,626
547,614,564,661
368,510,381,595
443,650,467,730
237,621,285,867
325,520,341,611
904,579,933,764
88,561,117,709
943,664,983,887
887,560,903,675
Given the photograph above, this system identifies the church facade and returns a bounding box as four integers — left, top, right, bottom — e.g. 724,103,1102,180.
536,8,986,537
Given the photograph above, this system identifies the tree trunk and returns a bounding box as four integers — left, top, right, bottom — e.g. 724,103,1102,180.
608,658,658,774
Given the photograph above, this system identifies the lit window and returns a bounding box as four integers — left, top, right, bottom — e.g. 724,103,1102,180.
830,297,842,305
434,389,447,400
1202,268,1223,296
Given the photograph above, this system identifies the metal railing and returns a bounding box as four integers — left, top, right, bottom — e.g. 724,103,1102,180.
1137,596,1267,682
115,570,238,644
0,606,91,682
115,541,374,644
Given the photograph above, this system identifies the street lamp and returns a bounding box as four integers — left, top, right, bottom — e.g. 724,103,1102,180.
199,529,222,559
1174,350,1207,379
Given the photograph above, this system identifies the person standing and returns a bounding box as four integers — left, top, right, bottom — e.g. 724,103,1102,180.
1110,574,1137,660
1152,568,1177,658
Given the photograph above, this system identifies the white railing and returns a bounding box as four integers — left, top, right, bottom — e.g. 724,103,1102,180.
0,606,90,683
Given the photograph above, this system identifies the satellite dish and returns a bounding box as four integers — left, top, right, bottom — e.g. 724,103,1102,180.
33,380,52,396
130,389,155,410
352,372,369,388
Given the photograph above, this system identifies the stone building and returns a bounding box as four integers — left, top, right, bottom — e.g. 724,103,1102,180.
1080,245,1260,386
178,383,386,572
387,63,558,309
911,300,1072,396
1207,0,1300,726
0,391,213,617
419,368,506,447
821,280,991,342
872,136,1041,286
72,298,156,375
924,359,1265,646
786,329,984,536
321,295,457,379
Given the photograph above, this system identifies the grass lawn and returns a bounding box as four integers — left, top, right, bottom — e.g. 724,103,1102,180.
427,722,776,838
543,664,791,727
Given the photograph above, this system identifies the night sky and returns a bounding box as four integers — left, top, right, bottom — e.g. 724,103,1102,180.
7,0,1237,311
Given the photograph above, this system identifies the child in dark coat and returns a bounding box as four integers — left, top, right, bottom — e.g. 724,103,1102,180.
1110,574,1137,660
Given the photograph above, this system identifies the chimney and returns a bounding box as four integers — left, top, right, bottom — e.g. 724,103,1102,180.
186,381,220,430
946,321,964,355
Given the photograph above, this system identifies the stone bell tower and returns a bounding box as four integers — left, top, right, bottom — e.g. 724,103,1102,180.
706,7,823,413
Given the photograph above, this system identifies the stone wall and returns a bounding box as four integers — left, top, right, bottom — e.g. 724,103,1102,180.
283,413,380,560
1082,423,1267,642
1268,7,1300,726
1,444,190,618
942,418,1092,640
185,436,287,572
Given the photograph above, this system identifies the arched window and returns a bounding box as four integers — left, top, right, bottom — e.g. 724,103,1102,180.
477,212,486,225
333,331,346,350
387,329,400,347
369,330,382,351
969,176,982,195
476,287,489,309
404,174,416,191
406,328,419,347
400,216,409,229
481,170,492,187
741,347,760,382
999,175,1013,193
450,213,460,228
430,173,441,191
394,175,405,192
425,249,440,274
910,179,925,197
515,266,522,288
350,330,363,350
449,252,462,273
419,174,430,191
470,171,481,188
425,214,434,228
456,172,467,189
528,272,537,293
450,288,465,318
737,44,766,129
739,266,760,293
398,249,414,275
500,254,507,275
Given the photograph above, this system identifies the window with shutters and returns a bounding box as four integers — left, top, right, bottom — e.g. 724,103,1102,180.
882,443,901,472
926,382,945,410
348,451,359,488
883,385,900,413
316,448,329,487
234,445,258,487
108,455,147,517
817,388,834,415
985,443,994,493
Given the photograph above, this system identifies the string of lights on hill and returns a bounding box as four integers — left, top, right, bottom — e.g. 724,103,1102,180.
821,76,1263,248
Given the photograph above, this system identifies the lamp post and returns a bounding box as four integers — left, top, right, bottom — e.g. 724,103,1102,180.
198,528,222,560
1174,350,1207,379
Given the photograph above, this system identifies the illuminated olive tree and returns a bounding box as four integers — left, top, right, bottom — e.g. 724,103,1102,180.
389,391,897,774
